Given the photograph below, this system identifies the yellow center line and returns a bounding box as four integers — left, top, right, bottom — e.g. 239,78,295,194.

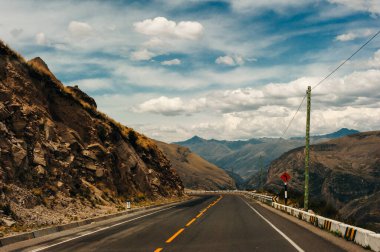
166,228,185,243
186,218,197,227
157,195,224,250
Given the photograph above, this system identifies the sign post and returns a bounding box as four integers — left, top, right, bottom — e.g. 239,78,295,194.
280,172,291,206
127,201,131,209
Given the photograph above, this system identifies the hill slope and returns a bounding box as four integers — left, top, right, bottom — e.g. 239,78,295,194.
155,141,236,190
264,131,380,232
0,41,183,234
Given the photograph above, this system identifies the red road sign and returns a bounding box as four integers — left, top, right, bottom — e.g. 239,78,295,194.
280,172,291,183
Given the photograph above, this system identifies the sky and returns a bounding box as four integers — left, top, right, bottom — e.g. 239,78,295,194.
0,0,379,142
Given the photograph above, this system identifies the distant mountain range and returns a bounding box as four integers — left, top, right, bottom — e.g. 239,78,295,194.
175,128,360,179
290,128,359,140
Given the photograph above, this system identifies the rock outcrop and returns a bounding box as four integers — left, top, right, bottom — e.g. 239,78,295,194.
0,41,183,234
264,131,380,232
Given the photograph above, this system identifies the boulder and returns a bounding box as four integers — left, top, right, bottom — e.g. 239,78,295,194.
87,143,108,158
83,150,97,161
33,165,46,175
33,142,46,166
44,119,56,141
1,218,16,227
95,168,104,177
0,121,8,134
11,109,27,135
0,103,10,120
85,163,97,171
12,144,27,167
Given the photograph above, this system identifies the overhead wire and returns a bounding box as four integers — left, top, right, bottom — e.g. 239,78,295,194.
312,30,380,91
259,29,380,178
276,29,380,141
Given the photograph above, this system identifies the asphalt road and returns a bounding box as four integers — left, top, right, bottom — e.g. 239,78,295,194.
11,195,346,252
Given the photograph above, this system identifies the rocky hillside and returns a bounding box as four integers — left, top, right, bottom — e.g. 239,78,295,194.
155,141,236,190
264,131,380,232
0,41,183,235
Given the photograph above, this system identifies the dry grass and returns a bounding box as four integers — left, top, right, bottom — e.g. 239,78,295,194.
0,39,26,63
27,60,55,79
1,38,156,154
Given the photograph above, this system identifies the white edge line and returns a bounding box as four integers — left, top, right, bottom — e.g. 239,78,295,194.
241,198,305,252
29,206,175,252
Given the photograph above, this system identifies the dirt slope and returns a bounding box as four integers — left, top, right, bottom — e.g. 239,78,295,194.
155,141,236,190
264,131,380,232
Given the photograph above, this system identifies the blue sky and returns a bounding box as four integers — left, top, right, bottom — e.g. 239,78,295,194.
1,0,379,142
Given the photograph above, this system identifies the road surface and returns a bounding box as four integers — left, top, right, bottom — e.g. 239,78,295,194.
9,195,347,252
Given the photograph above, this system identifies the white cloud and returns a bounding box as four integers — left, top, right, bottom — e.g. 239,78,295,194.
215,55,245,66
336,32,357,41
335,29,374,41
35,32,47,45
143,37,168,48
134,96,204,116
68,21,93,38
131,49,156,61
368,49,380,68
133,66,380,120
10,28,23,38
328,0,380,15
161,58,181,65
216,55,235,66
114,62,303,90
134,17,204,40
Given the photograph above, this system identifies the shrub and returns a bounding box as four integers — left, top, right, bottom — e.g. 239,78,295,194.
1,203,12,216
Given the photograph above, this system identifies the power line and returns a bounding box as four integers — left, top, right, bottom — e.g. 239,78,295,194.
279,94,306,139
276,29,379,140
312,30,380,91
259,30,380,177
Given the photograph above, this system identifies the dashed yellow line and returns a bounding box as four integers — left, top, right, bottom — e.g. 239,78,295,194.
155,195,223,251
166,228,185,243
186,218,197,227
196,212,204,218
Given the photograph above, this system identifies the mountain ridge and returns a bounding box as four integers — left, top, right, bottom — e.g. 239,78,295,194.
174,128,359,179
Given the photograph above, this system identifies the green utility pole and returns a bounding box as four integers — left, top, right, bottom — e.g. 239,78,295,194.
304,86,311,210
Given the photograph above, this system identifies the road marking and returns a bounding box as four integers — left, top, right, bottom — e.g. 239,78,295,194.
242,198,305,252
157,195,223,250
196,212,204,218
166,228,185,243
29,206,176,252
186,218,196,227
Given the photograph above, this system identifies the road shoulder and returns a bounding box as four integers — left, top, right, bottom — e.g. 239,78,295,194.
243,196,366,252
0,196,199,252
